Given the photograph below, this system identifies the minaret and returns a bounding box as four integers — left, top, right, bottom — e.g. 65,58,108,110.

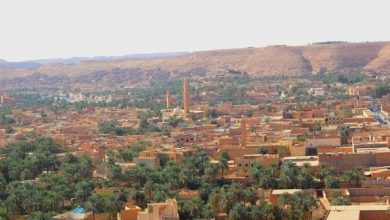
241,119,247,148
166,91,173,109
183,80,190,118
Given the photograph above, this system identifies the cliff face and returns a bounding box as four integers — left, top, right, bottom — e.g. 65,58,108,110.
365,44,390,72
300,43,379,73
0,41,390,81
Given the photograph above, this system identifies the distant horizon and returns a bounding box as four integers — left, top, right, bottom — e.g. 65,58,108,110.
2,40,389,63
1,0,389,62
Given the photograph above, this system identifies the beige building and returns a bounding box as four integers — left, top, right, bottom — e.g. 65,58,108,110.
133,150,160,168
137,199,179,220
236,154,279,177
324,113,343,126
305,137,341,149
326,205,390,220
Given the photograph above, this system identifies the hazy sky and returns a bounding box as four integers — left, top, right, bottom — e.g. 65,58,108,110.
1,0,389,61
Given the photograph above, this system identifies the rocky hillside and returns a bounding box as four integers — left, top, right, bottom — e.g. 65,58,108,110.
0,41,390,88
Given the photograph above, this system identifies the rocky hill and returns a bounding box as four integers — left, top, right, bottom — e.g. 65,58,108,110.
0,41,390,88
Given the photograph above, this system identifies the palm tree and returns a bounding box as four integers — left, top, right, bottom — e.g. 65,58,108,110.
185,199,201,219
277,193,292,208
278,192,317,220
249,205,265,220
291,192,317,220
317,164,337,181
86,194,103,220
178,167,190,189
250,163,264,187
313,122,322,132
228,203,248,220
163,163,181,189
184,156,197,182
299,163,315,189
351,166,364,186
263,165,278,189
194,149,209,175
343,170,355,187
115,188,129,203
243,187,258,205
228,183,246,204
143,181,154,201
208,189,220,213
219,158,228,179
27,211,52,220
74,181,93,204
337,125,350,144
341,167,364,188
204,163,218,184
0,206,10,220
218,188,230,214
324,176,339,188
219,152,229,179
329,191,351,205
250,202,275,220
279,161,299,188
103,194,122,220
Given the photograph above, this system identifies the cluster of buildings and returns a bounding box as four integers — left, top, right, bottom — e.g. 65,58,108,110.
68,92,113,103
1,76,390,220
1,80,390,179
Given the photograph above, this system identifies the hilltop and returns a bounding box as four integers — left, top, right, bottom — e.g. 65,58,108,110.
1,41,390,89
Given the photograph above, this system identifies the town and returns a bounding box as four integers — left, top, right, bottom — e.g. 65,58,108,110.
1,71,390,220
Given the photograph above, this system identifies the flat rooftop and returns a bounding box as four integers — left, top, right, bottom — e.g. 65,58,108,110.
327,205,390,220
271,189,302,195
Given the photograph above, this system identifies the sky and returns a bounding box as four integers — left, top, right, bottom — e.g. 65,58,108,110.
0,0,390,61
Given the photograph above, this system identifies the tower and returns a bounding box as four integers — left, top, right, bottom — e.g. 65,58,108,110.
241,119,247,148
166,91,173,109
183,80,190,118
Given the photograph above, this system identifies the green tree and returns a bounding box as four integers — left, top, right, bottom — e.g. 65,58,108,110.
324,176,339,189
279,161,300,189
313,122,322,132
218,152,230,179
343,166,364,187
228,203,248,220
317,164,337,181
249,202,275,220
374,80,390,98
250,163,265,187
337,125,350,144
5,127,15,134
217,188,231,214
0,206,9,220
250,163,278,189
167,116,184,127
298,164,315,189
278,192,317,220
203,163,219,184
27,212,54,220
86,194,104,220
329,191,351,206
74,181,94,204
107,159,122,182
